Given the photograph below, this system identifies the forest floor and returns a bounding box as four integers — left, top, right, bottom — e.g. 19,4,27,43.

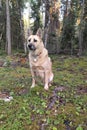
0,53,87,130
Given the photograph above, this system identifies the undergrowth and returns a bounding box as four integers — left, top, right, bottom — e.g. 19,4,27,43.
0,54,87,130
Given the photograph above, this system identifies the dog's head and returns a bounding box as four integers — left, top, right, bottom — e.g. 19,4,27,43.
27,28,44,51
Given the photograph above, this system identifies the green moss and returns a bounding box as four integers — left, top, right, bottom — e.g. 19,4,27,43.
0,54,87,130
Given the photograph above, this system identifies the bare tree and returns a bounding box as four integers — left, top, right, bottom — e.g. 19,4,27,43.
78,0,85,56
0,0,2,41
6,0,11,55
44,0,60,53
0,0,2,8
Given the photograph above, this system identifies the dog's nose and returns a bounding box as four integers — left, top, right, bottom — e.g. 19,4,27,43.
28,44,32,48
28,44,36,51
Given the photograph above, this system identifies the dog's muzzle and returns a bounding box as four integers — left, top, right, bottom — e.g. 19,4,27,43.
28,44,36,51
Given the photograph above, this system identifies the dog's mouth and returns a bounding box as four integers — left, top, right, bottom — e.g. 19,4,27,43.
28,44,36,51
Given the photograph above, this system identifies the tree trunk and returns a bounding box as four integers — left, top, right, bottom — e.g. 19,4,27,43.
17,1,25,49
43,0,50,47
6,0,11,55
0,0,2,9
78,0,85,56
0,0,2,48
78,30,83,56
45,0,60,53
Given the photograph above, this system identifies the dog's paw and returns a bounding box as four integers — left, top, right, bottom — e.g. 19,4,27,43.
49,83,52,87
44,85,49,90
31,85,35,88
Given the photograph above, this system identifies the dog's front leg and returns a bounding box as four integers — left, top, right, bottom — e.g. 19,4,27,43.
44,70,49,90
31,69,35,88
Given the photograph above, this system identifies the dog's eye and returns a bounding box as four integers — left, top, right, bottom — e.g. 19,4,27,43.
28,39,31,42
34,39,37,42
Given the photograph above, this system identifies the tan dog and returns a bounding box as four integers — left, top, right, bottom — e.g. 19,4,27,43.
27,29,54,90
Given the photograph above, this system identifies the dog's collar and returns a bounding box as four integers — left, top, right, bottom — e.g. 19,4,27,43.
32,51,42,57
37,51,42,56
33,58,37,62
33,51,42,62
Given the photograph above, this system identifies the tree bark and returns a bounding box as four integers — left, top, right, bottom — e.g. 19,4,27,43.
0,0,2,8
6,0,11,55
43,0,50,47
78,0,85,56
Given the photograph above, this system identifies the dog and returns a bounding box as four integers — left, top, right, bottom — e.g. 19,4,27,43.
27,28,54,90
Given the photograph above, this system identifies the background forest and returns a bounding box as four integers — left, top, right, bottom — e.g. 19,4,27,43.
0,0,87,56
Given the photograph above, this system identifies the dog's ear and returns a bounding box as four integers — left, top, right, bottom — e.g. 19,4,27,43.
36,28,43,38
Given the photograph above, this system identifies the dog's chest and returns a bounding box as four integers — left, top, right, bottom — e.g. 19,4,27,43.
31,56,38,63
30,53,38,62
32,65,45,80
30,55,43,65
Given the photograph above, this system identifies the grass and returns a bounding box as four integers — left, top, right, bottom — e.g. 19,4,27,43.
0,54,87,130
